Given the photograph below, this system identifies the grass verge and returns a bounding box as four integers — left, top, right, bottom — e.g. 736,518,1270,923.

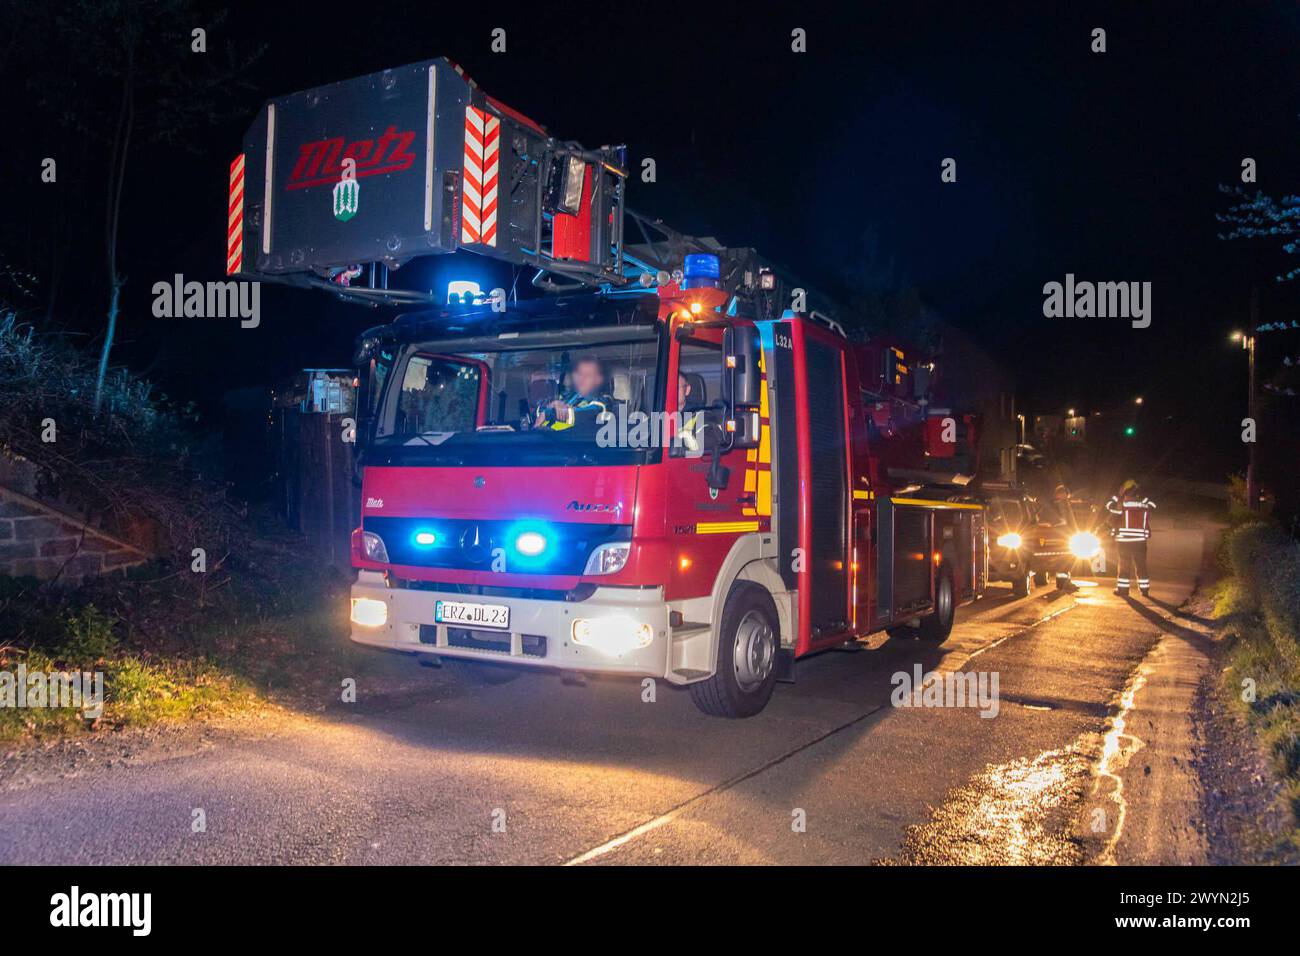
1214,522,1300,853
0,527,364,745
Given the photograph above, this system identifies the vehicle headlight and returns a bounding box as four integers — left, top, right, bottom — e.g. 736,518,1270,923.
350,597,388,628
996,532,1023,549
1069,531,1101,559
359,531,389,563
571,616,654,655
583,541,631,575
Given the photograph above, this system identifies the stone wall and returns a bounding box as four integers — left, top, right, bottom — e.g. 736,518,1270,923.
0,486,149,584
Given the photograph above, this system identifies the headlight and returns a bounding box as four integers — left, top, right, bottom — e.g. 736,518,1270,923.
359,531,389,563
571,616,654,655
583,541,630,575
350,597,388,627
1069,531,1101,559
996,532,1023,549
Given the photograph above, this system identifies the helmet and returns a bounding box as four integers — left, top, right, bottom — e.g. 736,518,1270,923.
1120,479,1139,494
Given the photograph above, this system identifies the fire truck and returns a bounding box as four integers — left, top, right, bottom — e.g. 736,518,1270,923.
228,59,986,717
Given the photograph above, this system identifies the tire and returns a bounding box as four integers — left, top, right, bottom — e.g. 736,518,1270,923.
916,566,956,643
1012,566,1033,597
690,583,779,718
1033,569,1049,587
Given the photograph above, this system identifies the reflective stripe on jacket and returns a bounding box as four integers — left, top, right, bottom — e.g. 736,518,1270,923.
1106,495,1155,541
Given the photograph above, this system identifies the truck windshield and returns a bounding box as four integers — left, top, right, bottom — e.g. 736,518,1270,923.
369,329,662,467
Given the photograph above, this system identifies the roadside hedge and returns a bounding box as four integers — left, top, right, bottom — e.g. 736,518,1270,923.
1225,522,1300,668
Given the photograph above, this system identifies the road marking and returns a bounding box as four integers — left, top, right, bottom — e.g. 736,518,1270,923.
563,702,889,865
564,597,1082,865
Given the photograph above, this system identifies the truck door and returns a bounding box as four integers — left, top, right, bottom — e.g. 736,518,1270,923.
658,332,766,601
774,318,852,653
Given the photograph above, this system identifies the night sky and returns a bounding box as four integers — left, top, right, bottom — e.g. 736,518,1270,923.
7,0,1300,479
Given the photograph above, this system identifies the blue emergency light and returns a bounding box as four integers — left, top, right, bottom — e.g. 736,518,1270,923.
447,280,483,305
683,254,721,290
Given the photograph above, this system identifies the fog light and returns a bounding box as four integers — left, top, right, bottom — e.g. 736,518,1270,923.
996,532,1023,549
351,597,388,628
571,616,654,656
1069,531,1101,559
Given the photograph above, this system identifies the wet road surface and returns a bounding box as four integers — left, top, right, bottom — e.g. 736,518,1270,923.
0,516,1213,865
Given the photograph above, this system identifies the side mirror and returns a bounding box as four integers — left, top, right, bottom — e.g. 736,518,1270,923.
721,325,762,449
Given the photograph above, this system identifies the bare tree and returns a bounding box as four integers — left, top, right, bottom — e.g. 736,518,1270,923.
25,1,261,413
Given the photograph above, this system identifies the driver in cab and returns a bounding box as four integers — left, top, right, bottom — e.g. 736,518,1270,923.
535,356,613,435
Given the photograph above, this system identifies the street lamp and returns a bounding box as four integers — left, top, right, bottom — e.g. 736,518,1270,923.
1231,285,1260,512
1134,396,1143,406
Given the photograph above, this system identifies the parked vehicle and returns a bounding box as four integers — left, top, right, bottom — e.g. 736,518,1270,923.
985,483,1106,596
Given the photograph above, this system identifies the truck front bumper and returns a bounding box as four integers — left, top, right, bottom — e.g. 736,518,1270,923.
349,571,675,680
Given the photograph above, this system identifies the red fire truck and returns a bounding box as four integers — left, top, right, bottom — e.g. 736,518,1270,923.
229,59,986,716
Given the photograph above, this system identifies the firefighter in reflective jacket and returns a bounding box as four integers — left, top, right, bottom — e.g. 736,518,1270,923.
1107,479,1156,597
536,356,612,435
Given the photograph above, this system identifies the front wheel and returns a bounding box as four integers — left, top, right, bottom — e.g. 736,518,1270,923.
1012,565,1034,597
690,583,779,718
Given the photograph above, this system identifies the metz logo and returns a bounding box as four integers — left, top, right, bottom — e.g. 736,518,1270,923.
365,497,384,509
287,126,417,191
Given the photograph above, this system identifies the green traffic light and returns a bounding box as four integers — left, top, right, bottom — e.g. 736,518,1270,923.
1124,426,1136,437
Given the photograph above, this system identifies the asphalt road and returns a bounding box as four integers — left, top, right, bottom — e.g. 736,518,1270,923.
0,514,1216,865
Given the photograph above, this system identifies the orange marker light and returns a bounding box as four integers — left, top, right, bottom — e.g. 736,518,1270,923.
678,555,692,572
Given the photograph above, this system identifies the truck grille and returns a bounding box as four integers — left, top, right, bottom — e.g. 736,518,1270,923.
419,625,547,658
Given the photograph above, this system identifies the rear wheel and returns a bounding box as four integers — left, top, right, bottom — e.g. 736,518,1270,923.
1033,569,1050,587
916,566,956,643
690,583,779,718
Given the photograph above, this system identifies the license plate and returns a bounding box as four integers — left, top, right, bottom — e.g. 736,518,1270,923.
435,600,510,630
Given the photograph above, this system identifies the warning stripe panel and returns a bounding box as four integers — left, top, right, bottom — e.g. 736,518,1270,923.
461,105,500,248
227,154,245,275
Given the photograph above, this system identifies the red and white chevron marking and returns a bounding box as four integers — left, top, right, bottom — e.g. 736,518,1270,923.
461,106,500,247
227,153,245,275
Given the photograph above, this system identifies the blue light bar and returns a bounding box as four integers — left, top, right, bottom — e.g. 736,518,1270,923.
683,253,721,290
447,280,483,305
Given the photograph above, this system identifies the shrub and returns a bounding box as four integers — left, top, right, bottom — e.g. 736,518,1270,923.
55,605,120,665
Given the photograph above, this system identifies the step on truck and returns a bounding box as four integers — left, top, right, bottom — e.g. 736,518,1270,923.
229,59,987,716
